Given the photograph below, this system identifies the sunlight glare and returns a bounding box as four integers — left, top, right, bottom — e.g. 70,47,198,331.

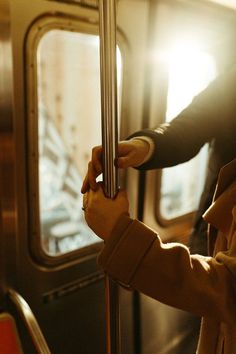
166,40,217,121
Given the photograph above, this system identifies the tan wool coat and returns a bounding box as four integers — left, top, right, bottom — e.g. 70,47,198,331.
98,158,236,354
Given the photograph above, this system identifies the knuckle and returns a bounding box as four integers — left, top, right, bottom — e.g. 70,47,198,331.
92,146,99,155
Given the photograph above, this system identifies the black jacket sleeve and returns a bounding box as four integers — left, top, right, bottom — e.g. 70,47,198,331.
128,66,236,170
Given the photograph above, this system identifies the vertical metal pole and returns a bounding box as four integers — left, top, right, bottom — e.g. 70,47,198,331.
99,0,119,199
98,1,120,354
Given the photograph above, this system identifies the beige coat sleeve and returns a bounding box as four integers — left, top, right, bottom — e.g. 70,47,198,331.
98,215,236,324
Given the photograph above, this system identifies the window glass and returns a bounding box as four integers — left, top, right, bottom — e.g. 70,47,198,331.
160,40,217,219
37,30,122,255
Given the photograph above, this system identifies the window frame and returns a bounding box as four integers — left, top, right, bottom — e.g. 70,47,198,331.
26,15,125,266
142,0,236,242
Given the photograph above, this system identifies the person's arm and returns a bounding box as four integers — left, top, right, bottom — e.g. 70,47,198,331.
98,213,235,324
129,66,236,170
81,65,236,191
83,184,236,324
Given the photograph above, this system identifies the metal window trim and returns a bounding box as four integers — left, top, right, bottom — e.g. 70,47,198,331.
26,14,127,266
26,15,104,266
148,0,236,229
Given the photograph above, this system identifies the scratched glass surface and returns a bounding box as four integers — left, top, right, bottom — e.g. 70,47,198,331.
37,30,122,255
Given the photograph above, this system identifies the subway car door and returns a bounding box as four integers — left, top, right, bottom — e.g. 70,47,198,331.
129,1,236,354
0,0,134,353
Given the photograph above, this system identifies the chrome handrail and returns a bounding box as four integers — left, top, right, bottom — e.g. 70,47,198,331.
8,289,51,354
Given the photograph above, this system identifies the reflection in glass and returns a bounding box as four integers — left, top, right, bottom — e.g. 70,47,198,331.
37,30,122,255
160,41,217,219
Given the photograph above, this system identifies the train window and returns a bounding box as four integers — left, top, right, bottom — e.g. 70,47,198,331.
159,40,217,220
34,27,122,257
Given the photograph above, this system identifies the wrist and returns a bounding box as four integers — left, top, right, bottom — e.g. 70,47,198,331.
103,213,132,243
130,137,154,166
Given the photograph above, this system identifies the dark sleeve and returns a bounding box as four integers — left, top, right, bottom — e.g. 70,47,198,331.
128,66,236,170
